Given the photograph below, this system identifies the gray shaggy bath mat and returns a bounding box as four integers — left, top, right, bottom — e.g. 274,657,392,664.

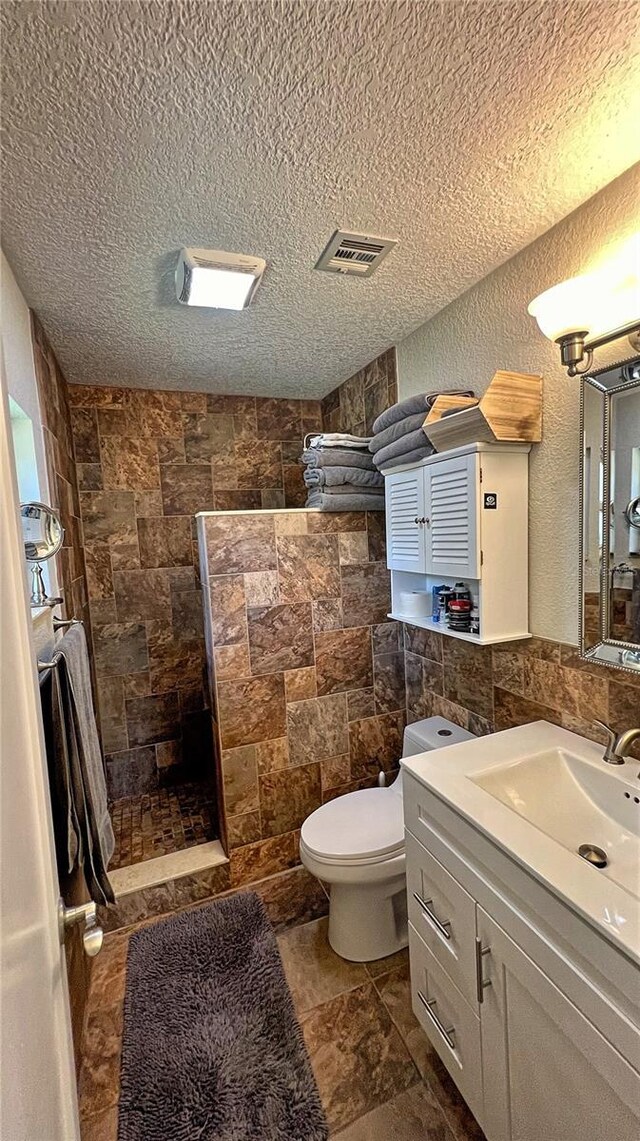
118,892,328,1141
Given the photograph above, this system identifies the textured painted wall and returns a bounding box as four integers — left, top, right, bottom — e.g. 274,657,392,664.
67,384,322,799
397,165,640,646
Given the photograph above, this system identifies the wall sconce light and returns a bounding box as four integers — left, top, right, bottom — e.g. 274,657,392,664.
528,233,640,376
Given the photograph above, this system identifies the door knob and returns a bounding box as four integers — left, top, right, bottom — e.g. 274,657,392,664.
58,898,104,957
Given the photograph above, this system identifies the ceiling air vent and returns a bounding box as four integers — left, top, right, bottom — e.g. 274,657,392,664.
314,230,397,277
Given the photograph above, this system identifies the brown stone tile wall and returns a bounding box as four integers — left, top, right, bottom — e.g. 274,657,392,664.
199,509,408,862
403,624,640,757
31,314,90,628
67,385,323,797
321,348,398,435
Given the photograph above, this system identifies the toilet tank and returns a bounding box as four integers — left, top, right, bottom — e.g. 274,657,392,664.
402,716,475,757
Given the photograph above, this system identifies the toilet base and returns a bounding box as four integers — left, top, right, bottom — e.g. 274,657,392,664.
327,874,408,962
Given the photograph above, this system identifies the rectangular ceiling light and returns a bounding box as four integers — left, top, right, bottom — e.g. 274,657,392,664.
176,247,266,310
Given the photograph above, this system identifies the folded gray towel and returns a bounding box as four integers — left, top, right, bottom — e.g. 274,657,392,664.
307,432,372,448
373,427,434,468
368,411,427,454
372,389,474,435
377,444,435,471
306,489,385,511
304,466,384,489
56,625,115,905
306,481,385,496
302,446,376,471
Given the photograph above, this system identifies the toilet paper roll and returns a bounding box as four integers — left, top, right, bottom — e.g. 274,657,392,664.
399,590,430,617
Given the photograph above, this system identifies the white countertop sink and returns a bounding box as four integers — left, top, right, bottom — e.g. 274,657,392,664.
402,721,640,964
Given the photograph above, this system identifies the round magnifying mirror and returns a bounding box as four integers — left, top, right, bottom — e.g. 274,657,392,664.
624,496,640,530
20,502,64,606
20,501,65,561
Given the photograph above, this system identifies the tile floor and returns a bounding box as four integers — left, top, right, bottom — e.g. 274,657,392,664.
109,782,218,869
78,902,485,1140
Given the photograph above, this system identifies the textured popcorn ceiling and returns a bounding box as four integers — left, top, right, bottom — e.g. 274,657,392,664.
2,1,639,398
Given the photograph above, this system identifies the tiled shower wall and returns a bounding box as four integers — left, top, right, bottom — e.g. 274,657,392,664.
403,624,640,757
199,509,406,858
66,384,323,798
31,314,90,628
321,347,398,435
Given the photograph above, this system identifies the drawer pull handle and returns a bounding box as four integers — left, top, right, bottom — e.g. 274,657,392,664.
475,937,492,1004
413,892,452,940
417,991,456,1051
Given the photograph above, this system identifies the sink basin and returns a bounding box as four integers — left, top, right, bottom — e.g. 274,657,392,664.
471,747,639,897
401,721,640,962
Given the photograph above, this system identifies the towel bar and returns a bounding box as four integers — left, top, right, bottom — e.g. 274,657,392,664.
38,616,82,671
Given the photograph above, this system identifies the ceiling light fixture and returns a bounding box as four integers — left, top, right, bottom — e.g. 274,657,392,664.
175,247,266,310
528,232,640,376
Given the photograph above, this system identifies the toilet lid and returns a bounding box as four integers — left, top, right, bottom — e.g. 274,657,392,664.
301,788,405,861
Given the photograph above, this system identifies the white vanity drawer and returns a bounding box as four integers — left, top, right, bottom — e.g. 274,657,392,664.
406,829,478,1007
409,922,484,1127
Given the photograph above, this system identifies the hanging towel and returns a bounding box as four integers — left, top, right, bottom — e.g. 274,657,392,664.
371,389,474,435
51,625,115,905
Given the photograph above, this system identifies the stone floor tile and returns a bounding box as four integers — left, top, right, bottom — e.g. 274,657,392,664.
80,1105,119,1141
373,962,486,1141
300,982,417,1133
277,917,368,1013
331,1082,454,1140
77,1003,123,1119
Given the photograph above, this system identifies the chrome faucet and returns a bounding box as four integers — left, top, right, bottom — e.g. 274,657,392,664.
594,721,640,767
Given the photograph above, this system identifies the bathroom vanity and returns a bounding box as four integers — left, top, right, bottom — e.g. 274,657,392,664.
402,721,640,1141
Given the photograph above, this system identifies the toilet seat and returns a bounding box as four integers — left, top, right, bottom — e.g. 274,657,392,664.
300,787,404,863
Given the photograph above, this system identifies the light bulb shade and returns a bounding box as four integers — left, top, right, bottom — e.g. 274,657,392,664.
176,248,266,310
528,231,640,345
527,274,595,341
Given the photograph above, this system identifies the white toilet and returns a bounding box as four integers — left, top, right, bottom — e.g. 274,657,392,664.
300,716,475,961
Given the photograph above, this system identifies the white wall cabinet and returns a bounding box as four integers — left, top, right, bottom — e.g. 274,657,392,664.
404,779,640,1141
385,466,427,572
385,442,530,643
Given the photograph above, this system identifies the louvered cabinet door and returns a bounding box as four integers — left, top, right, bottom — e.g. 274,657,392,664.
424,453,480,578
385,468,427,571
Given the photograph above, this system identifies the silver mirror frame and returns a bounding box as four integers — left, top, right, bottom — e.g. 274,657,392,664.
20,501,65,562
20,501,65,607
578,355,640,675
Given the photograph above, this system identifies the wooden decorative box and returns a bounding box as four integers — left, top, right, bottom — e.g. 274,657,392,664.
423,370,542,452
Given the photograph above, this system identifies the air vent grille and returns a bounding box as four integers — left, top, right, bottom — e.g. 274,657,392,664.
315,230,397,277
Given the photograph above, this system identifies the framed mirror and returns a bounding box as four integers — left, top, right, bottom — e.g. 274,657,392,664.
580,356,640,673
20,501,64,606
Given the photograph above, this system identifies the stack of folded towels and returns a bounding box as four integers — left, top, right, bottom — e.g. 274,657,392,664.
302,432,385,511
369,389,475,471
